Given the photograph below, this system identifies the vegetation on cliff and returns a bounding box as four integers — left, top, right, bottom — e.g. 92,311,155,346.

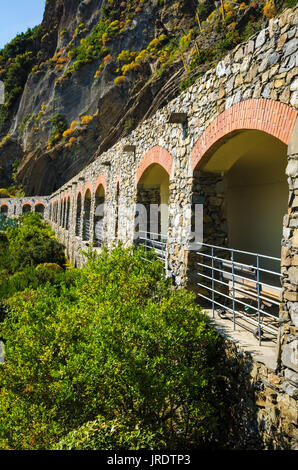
0,0,297,195
0,26,43,130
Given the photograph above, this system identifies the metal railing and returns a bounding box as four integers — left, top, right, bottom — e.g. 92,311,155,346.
136,231,168,271
75,215,81,236
83,215,91,241
94,220,103,246
194,243,282,345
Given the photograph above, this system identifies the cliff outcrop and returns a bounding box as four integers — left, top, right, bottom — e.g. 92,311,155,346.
0,0,293,195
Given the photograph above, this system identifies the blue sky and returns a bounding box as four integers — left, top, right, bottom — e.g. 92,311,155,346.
0,0,46,49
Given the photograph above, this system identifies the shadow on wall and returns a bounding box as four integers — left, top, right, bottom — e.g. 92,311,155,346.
217,337,294,450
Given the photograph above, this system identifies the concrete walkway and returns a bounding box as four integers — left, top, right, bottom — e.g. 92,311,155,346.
204,309,279,371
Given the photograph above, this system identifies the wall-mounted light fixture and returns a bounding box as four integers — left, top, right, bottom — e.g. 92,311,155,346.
167,112,188,139
123,144,136,162
167,112,188,124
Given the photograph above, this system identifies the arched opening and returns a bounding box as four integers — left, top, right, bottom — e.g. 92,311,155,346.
115,182,120,241
61,199,66,227
35,203,45,218
75,193,82,237
66,197,70,230
22,203,32,214
54,202,58,223
136,163,169,241
0,204,8,218
59,200,64,227
196,130,288,265
192,128,289,343
83,189,91,241
94,184,105,247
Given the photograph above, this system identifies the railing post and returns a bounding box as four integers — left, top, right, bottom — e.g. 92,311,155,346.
232,249,235,331
165,249,168,274
212,246,215,319
256,254,262,346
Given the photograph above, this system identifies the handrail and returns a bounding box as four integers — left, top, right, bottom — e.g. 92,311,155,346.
136,232,168,271
194,242,282,345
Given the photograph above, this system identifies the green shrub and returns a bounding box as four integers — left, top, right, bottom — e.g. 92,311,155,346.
6,213,66,272
54,416,167,450
0,246,223,450
36,263,64,273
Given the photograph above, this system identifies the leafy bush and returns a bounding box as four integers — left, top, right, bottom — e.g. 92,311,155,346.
48,113,68,147
0,246,223,450
114,75,128,86
284,0,298,7
6,213,66,272
54,416,167,451
80,115,93,125
0,214,18,232
0,213,69,300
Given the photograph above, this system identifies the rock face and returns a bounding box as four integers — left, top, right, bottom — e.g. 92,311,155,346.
1,0,289,196
1,6,298,448
0,0,202,195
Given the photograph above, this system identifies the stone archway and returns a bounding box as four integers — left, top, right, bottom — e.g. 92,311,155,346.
35,202,45,218
0,204,8,218
94,181,105,247
192,99,297,171
191,99,297,260
22,202,32,214
75,192,82,236
137,146,173,183
136,147,173,241
189,99,297,344
83,187,92,241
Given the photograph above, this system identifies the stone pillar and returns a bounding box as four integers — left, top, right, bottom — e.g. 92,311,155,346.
105,177,119,249
70,184,77,234
167,142,192,286
118,151,137,248
280,117,298,399
187,169,229,296
89,193,96,246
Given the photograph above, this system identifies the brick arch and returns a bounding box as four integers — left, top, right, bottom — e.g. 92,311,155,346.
84,182,92,196
0,202,9,208
95,174,106,194
137,146,173,183
192,99,298,170
35,201,45,207
22,201,33,207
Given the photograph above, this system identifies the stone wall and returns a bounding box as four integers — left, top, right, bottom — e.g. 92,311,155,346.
221,338,297,450
0,196,49,219
0,6,297,449
280,116,298,404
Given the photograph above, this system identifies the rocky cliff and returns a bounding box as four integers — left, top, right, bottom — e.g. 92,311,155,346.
0,0,294,195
